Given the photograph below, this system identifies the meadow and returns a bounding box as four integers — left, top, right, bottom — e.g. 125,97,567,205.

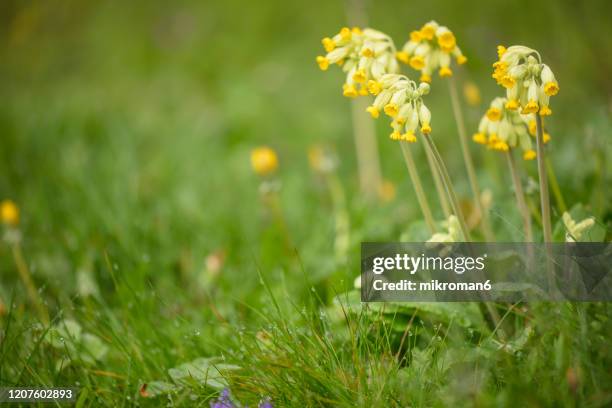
0,0,611,406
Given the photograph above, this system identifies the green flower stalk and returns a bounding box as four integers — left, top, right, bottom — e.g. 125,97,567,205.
491,45,560,242
399,21,494,241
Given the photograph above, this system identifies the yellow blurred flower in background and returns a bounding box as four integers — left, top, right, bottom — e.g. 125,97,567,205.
1,200,19,226
250,147,278,176
463,81,481,106
378,180,396,202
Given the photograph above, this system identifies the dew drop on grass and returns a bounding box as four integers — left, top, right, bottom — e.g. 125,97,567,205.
113,263,119,270
194,330,200,336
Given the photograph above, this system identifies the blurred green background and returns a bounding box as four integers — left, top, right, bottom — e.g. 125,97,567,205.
2,0,611,280
0,0,611,405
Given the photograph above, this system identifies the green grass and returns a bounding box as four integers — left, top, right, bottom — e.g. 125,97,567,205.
1,0,612,406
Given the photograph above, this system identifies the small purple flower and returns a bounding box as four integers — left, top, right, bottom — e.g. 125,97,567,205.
210,389,236,408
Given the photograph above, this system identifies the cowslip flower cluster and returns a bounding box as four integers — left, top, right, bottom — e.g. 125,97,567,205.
492,45,559,115
316,27,399,98
397,21,467,83
365,74,433,142
472,97,551,160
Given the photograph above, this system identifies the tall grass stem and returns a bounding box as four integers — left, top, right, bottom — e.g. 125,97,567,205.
12,244,49,325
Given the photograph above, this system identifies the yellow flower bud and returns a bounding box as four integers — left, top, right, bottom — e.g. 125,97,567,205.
321,37,335,52
316,56,329,71
395,51,410,64
366,106,380,118
340,27,352,41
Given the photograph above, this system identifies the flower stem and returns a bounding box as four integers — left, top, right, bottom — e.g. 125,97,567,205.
448,77,495,241
350,98,383,201
422,135,472,241
345,0,383,202
399,142,436,234
545,157,567,214
422,137,451,218
12,243,49,325
535,114,552,243
506,150,533,242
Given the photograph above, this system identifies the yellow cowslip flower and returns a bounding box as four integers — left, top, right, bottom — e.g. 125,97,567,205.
539,106,552,116
492,45,559,117
437,30,456,52
317,27,399,98
384,103,399,117
420,22,436,40
368,74,433,142
316,56,329,71
486,107,502,121
505,99,519,110
1,200,19,226
399,21,467,80
366,80,382,95
523,149,536,160
439,67,453,77
353,69,367,83
472,132,487,144
322,37,335,52
343,83,358,98
409,55,425,70
474,97,546,160
251,147,278,176
366,106,380,118
395,51,409,64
